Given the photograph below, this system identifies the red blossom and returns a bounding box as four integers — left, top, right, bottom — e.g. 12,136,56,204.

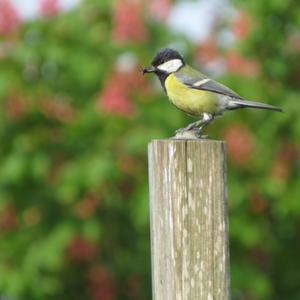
99,82,134,116
0,0,20,36
232,11,251,39
223,124,255,166
270,143,298,181
249,189,268,214
288,32,300,53
0,204,18,231
67,235,98,263
117,154,138,175
277,142,298,163
226,50,259,76
97,68,148,116
149,0,172,21
88,265,115,300
112,0,147,43
270,160,290,181
126,274,142,299
39,98,76,122
5,93,27,120
74,193,99,219
40,0,60,17
195,37,219,64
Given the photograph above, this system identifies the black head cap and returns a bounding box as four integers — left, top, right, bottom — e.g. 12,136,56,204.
151,48,184,67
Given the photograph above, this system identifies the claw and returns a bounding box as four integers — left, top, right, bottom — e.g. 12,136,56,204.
175,127,185,134
175,123,196,134
174,113,214,139
195,130,208,139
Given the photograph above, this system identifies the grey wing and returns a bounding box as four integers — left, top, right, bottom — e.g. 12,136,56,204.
175,67,244,100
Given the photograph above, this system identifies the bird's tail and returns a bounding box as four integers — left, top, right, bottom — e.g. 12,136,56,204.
229,99,283,112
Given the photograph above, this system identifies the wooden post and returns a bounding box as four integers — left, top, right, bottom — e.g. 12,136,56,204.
148,139,230,300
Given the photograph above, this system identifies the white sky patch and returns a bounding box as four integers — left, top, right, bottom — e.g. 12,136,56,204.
11,0,39,19
10,0,81,20
167,0,230,43
59,0,80,10
116,52,137,73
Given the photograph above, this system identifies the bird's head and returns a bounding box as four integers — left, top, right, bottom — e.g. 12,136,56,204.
143,48,185,75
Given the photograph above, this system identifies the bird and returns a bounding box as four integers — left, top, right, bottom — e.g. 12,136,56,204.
142,48,282,137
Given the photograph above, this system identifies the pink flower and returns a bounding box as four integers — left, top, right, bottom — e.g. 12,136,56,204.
112,0,147,43
67,235,98,263
195,37,219,64
232,11,251,39
99,85,134,116
223,124,255,166
40,0,60,17
226,50,259,76
0,0,20,36
5,93,27,120
249,189,268,214
0,204,18,232
74,193,100,219
270,143,298,181
88,265,115,300
149,0,172,21
270,160,290,181
98,67,149,116
288,31,300,53
39,97,76,122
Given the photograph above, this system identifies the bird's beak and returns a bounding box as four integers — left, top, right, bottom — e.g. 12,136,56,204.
142,66,156,75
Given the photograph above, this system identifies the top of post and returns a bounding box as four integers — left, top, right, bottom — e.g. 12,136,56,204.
149,139,225,145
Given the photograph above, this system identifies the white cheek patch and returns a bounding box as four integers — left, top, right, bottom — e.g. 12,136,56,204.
157,59,183,73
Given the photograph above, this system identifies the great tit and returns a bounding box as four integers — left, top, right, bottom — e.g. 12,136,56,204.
143,48,282,137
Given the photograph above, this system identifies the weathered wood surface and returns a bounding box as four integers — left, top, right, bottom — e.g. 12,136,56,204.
148,139,230,300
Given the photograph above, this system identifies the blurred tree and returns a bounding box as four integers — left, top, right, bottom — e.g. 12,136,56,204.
0,0,299,300
0,0,177,299
221,1,300,299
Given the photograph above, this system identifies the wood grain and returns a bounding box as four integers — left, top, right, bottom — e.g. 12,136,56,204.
148,139,230,300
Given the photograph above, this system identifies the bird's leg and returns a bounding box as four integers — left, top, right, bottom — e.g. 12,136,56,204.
195,113,214,137
175,120,202,133
175,113,214,136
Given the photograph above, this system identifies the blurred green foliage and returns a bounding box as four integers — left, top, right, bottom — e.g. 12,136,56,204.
0,0,299,299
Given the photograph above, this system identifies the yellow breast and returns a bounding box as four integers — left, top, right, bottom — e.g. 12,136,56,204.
165,73,218,115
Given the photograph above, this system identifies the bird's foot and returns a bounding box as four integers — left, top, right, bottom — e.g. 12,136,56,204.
175,124,194,134
195,131,208,139
173,127,209,139
173,115,213,139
